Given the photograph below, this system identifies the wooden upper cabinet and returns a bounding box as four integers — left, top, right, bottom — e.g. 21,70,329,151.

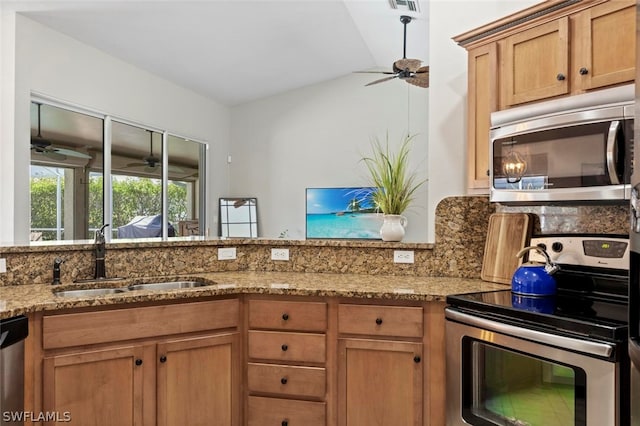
573,0,635,91
502,17,570,107
467,43,497,190
456,0,636,193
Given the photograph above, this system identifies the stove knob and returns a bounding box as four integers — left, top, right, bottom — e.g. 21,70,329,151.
551,242,563,253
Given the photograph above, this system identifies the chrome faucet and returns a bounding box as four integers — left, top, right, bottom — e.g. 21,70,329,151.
94,224,109,279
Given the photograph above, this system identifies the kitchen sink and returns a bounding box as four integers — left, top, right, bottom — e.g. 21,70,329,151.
54,288,128,297
127,280,214,291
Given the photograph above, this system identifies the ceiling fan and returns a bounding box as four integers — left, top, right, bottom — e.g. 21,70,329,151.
126,131,184,173
31,103,92,160
358,15,429,88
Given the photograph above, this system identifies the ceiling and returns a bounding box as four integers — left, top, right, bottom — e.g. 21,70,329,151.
16,0,429,106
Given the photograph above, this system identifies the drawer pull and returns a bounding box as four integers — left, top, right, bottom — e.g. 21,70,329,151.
160,355,167,363
282,421,288,426
375,318,383,325
281,377,288,385
579,67,588,75
281,344,288,352
556,73,565,81
135,359,143,366
282,313,289,321
414,355,421,363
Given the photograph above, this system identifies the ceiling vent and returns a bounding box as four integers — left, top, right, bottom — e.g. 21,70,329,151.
388,0,420,13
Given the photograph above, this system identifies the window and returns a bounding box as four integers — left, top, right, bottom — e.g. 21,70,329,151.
30,100,206,241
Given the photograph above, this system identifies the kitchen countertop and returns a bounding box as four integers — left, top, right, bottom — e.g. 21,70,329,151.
0,271,507,319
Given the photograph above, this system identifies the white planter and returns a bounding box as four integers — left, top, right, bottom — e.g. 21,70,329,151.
380,214,407,242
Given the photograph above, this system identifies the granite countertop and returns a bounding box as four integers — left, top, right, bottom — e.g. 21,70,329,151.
0,271,508,319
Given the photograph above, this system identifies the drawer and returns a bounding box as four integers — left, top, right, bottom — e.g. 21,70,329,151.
248,330,326,363
43,299,239,349
248,362,326,399
338,304,423,338
248,300,327,332
247,396,325,426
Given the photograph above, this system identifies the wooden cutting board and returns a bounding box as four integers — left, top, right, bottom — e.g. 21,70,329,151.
481,213,533,284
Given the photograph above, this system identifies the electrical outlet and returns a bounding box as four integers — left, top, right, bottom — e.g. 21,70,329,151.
394,250,414,264
0,258,6,273
217,247,237,260
271,248,290,261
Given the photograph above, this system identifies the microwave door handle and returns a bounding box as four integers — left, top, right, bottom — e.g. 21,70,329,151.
606,120,621,185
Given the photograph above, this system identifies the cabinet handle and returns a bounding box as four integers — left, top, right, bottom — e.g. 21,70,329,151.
556,73,565,81
160,355,167,363
281,344,288,352
282,313,289,321
375,318,383,325
414,355,421,363
135,359,143,366
579,67,589,75
281,377,288,385
281,421,288,426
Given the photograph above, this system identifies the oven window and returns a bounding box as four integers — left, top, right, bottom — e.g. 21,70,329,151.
462,338,586,426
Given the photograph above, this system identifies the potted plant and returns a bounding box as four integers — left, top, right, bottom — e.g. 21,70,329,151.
361,133,425,241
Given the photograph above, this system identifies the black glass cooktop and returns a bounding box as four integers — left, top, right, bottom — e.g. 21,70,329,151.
447,265,629,342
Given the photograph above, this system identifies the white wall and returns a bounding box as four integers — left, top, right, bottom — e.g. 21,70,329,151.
0,7,17,245
230,73,429,242
231,0,539,243
4,13,231,244
427,0,538,241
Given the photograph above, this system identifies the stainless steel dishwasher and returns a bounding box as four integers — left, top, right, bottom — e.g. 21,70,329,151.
0,316,28,426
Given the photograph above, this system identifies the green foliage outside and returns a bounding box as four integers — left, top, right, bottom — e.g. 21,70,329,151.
31,175,189,240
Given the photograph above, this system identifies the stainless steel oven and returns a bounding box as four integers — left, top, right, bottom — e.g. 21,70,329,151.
446,235,629,426
490,84,634,204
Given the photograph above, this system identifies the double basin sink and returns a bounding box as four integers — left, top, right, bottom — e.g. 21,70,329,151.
54,280,214,298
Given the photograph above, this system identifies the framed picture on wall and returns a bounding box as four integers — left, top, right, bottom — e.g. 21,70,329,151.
305,187,382,239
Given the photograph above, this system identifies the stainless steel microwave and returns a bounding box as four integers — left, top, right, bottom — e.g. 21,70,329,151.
490,84,634,204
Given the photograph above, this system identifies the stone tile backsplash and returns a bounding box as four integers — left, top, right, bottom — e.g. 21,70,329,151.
0,196,629,286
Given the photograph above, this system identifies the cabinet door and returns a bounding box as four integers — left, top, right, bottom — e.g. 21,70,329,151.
574,0,635,91
338,339,422,426
43,345,144,426
156,333,240,426
467,43,497,191
503,17,569,106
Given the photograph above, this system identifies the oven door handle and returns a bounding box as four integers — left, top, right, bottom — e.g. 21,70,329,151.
606,120,621,185
445,308,614,358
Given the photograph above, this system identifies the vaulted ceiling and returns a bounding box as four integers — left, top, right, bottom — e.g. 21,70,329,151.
16,0,429,106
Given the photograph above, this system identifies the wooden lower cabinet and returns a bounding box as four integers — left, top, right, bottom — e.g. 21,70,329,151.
247,396,326,426
157,333,240,426
42,332,239,426
33,296,446,426
43,345,144,426
37,299,241,426
338,338,423,426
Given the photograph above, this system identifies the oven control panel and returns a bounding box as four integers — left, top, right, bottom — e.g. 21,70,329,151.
529,235,629,270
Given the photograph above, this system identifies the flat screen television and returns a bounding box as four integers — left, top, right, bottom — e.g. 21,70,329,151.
305,187,382,239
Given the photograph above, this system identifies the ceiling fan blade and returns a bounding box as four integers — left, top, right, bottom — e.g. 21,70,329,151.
406,74,430,88
415,65,429,74
125,162,185,173
394,58,422,73
31,148,67,161
354,71,396,75
52,147,92,159
365,75,399,87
